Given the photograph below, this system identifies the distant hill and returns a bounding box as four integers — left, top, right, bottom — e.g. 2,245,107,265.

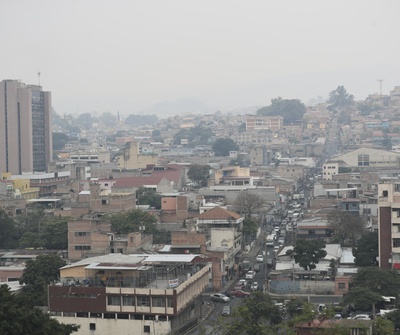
141,98,216,118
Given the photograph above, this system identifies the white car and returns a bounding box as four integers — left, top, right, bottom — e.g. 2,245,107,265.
256,255,264,262
348,314,371,320
245,271,256,279
251,282,259,291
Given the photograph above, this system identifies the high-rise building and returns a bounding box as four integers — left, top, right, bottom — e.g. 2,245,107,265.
0,79,52,174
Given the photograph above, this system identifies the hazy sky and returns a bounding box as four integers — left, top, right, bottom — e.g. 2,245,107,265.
1,0,399,116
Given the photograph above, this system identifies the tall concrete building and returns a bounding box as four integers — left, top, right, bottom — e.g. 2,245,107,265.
0,79,52,174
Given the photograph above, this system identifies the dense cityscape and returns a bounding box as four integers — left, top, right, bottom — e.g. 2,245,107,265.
2,79,400,334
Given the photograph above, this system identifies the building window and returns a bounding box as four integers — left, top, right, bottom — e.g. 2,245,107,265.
144,325,150,333
152,297,165,307
7,277,19,282
394,239,400,248
107,295,121,306
74,245,91,250
74,232,90,237
167,297,174,307
89,323,96,331
123,296,135,306
358,154,369,166
338,282,346,289
138,296,150,307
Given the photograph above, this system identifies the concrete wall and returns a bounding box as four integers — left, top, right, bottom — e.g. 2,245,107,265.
270,279,334,295
52,316,171,335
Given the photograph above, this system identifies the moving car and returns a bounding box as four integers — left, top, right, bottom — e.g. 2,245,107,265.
251,282,259,291
210,293,230,303
245,271,256,279
253,264,260,272
234,279,246,290
221,305,231,316
256,254,264,262
230,290,251,297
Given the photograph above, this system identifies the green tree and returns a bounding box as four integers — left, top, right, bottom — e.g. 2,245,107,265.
374,317,395,335
382,134,392,150
353,231,378,267
125,114,158,127
345,267,400,316
242,217,258,237
109,209,158,235
19,254,66,306
0,209,19,248
327,210,366,246
343,286,384,313
225,291,282,334
384,309,400,331
152,129,161,138
136,187,161,209
238,122,246,132
286,239,327,271
327,86,354,112
173,125,214,147
0,285,79,335
52,132,69,151
98,112,117,126
187,164,210,188
234,191,265,218
40,217,69,249
212,137,239,157
350,267,400,297
15,210,69,249
257,97,306,124
76,112,93,130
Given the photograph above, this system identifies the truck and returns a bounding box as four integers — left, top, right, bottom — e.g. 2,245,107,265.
242,260,251,272
266,250,274,268
266,234,274,247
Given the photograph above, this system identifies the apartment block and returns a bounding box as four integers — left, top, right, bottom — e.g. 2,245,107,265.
245,115,283,131
0,79,52,174
378,182,400,270
48,254,209,335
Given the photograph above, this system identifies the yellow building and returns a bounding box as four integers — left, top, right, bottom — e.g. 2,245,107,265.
1,173,40,199
116,141,158,170
12,179,40,199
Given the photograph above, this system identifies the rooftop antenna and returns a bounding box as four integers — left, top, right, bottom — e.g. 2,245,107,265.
38,72,41,86
377,79,384,96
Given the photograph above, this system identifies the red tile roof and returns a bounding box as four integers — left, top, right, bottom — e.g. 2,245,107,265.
197,207,242,220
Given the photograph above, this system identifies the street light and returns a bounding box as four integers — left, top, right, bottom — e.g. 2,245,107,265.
139,224,145,239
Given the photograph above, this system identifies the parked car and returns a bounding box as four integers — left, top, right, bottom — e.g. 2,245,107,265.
348,314,372,320
221,305,231,316
245,271,256,279
210,293,230,303
256,254,264,262
230,290,251,297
